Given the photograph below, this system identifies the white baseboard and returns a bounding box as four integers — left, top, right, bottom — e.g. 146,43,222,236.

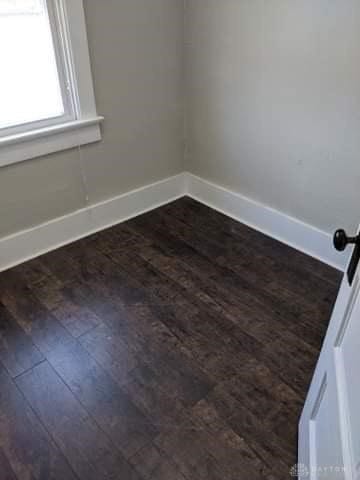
185,173,347,272
0,173,185,272
0,171,347,273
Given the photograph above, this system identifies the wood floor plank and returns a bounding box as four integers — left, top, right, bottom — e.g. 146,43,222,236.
0,365,78,480
130,444,188,480
79,322,139,385
16,361,142,480
66,283,185,371
0,273,74,355
45,338,157,459
0,447,18,480
122,344,214,433
154,396,275,480
125,214,329,346
50,300,102,338
134,242,315,351
129,207,337,326
206,358,302,464
88,245,188,307
163,197,341,288
0,303,44,378
136,302,262,384
15,264,103,338
260,330,319,396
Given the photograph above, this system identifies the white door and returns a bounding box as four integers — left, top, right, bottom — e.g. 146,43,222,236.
299,229,360,480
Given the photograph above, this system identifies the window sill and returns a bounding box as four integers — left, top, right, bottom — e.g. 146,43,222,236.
0,116,104,168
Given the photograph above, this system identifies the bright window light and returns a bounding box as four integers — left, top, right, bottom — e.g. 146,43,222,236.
0,0,102,167
0,0,69,131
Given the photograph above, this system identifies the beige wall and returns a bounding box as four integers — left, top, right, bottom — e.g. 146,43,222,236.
0,0,184,238
185,0,360,233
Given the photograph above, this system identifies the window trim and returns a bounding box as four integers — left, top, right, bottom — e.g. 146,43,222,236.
0,0,103,167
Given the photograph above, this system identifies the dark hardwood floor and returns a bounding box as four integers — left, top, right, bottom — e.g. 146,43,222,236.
0,197,341,480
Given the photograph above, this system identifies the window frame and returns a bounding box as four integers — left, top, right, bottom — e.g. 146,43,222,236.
0,0,103,167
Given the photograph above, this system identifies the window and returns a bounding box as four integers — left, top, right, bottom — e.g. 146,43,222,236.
0,0,72,132
0,0,103,167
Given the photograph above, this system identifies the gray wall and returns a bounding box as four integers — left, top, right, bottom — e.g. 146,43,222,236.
0,0,184,238
185,0,360,233
3,1,360,242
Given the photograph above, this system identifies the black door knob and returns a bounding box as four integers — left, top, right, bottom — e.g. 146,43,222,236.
333,229,359,252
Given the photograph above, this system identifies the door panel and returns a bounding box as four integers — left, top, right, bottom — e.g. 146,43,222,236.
299,238,360,480
310,371,345,480
336,281,360,478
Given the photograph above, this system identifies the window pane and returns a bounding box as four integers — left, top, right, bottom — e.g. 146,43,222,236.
0,0,65,130
0,0,43,14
